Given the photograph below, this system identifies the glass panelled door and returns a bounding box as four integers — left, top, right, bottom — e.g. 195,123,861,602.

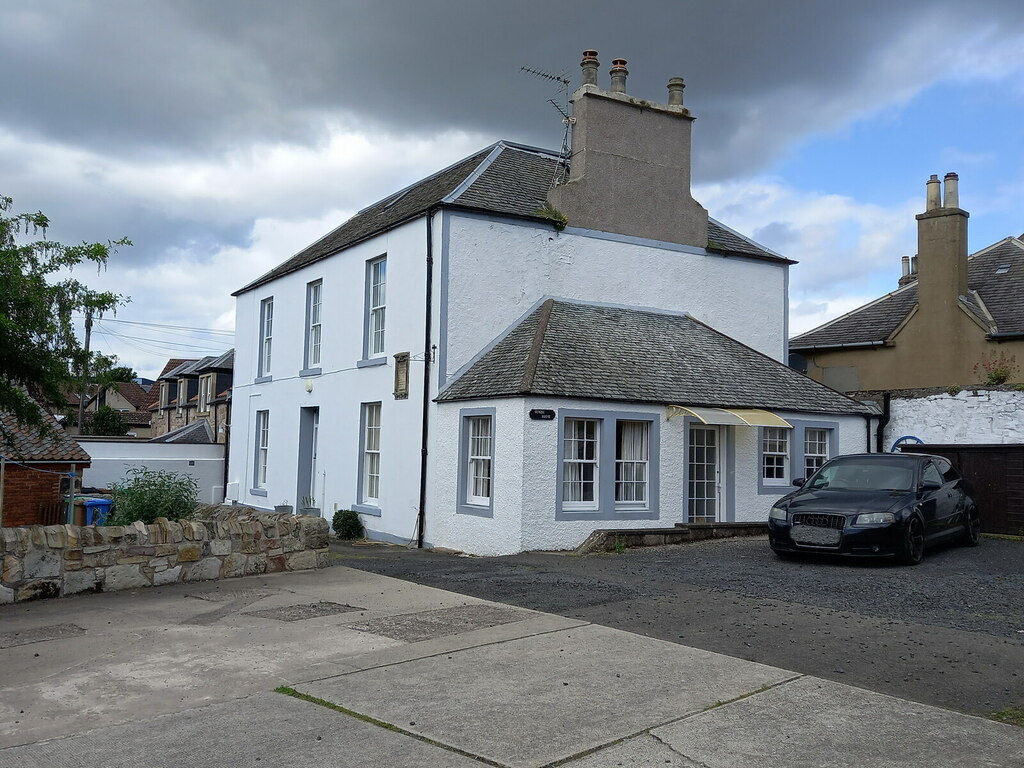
688,426,720,523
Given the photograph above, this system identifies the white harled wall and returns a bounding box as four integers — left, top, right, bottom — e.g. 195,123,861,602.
429,396,866,555
228,217,430,544
440,213,788,388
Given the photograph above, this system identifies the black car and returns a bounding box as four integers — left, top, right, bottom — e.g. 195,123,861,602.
768,453,980,565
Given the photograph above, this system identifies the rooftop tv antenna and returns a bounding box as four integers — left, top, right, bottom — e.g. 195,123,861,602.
520,65,573,187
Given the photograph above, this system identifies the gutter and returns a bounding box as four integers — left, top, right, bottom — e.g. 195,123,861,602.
790,340,886,352
987,332,1024,340
416,212,436,548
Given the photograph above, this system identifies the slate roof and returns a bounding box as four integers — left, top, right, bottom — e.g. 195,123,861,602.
149,419,215,444
791,236,1024,350
0,408,91,463
437,299,870,415
234,142,788,295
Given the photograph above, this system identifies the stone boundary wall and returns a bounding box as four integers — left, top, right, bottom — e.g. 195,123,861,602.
0,508,329,604
880,388,1024,448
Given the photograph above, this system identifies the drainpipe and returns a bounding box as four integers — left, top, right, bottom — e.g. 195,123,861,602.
875,393,891,453
416,211,436,548
864,415,873,453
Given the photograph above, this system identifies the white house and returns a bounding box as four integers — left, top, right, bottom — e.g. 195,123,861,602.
226,51,872,555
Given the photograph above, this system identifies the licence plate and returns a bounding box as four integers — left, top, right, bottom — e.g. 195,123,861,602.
792,525,841,546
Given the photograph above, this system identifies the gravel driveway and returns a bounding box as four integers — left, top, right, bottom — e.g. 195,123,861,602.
331,535,1024,718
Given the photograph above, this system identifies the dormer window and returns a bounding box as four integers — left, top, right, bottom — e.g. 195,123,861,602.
177,378,187,412
198,374,214,413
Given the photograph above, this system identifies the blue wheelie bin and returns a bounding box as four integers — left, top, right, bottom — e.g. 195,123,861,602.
83,499,113,525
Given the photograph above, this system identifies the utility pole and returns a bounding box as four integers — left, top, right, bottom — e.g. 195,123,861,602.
77,308,93,434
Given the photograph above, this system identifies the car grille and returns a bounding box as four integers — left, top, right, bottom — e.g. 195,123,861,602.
791,513,845,530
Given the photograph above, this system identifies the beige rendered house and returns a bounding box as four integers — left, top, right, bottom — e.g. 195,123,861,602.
790,174,1024,392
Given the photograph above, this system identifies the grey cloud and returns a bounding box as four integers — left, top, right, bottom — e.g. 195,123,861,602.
5,0,1024,181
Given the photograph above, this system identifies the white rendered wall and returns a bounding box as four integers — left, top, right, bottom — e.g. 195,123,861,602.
228,218,430,543
78,439,226,503
430,402,867,555
883,390,1024,448
440,214,788,387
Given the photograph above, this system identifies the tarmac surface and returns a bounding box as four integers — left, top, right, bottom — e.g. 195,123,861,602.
330,535,1024,718
1,561,1022,767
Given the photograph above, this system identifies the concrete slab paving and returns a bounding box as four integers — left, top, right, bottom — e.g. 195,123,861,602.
298,623,797,768
0,692,485,768
651,675,1024,767
0,565,578,750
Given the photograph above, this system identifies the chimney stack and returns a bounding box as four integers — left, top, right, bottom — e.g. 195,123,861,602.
547,51,708,248
943,172,959,209
580,50,600,86
915,171,969,347
609,58,628,93
926,174,941,211
667,77,685,106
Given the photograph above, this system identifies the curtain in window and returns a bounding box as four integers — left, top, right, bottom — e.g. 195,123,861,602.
615,421,649,503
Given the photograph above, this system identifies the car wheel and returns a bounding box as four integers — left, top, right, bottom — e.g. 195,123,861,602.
900,516,925,566
961,506,981,547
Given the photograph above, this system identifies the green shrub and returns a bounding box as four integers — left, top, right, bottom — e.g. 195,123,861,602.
332,509,364,540
107,467,199,526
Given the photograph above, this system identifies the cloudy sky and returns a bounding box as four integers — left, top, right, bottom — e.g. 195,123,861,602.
5,0,1024,379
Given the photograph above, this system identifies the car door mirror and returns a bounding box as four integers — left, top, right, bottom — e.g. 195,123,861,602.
920,480,941,491
792,478,806,488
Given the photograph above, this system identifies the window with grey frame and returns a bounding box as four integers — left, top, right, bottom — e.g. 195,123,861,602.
466,415,493,505
258,297,273,378
803,427,830,477
361,402,381,504
366,257,386,358
305,280,322,369
562,418,599,509
254,410,269,489
615,420,649,506
761,426,790,485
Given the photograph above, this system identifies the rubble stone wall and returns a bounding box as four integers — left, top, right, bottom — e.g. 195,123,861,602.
0,508,329,604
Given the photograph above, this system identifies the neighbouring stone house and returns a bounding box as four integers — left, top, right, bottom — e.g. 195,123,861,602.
790,175,1024,392
150,351,233,444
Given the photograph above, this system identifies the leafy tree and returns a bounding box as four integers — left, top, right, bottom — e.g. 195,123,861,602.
0,195,130,437
85,405,129,436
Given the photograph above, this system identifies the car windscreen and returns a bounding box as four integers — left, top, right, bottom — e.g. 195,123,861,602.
806,459,915,492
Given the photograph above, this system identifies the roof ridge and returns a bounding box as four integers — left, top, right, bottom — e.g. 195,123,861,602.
519,298,555,393
790,284,916,344
968,235,1024,260
442,142,506,204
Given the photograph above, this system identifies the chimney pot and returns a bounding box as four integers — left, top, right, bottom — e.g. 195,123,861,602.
901,255,910,277
580,50,600,86
943,172,959,209
925,174,941,211
667,77,685,106
609,58,628,93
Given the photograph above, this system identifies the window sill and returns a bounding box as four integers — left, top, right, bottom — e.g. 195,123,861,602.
758,481,791,495
249,488,268,497
457,502,493,518
556,506,659,521
299,367,322,378
254,375,273,384
357,357,387,369
352,502,381,517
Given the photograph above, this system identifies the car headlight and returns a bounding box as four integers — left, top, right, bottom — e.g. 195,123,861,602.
853,512,895,526
769,505,788,521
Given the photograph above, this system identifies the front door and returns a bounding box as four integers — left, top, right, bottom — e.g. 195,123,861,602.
688,426,720,523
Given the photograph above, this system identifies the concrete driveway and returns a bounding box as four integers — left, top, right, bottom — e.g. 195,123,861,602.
2,563,1022,767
